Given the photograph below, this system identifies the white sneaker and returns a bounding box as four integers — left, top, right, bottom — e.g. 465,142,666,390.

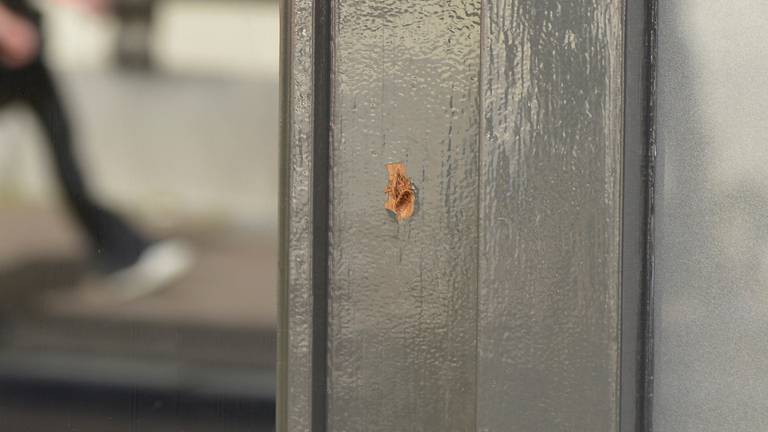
108,239,195,301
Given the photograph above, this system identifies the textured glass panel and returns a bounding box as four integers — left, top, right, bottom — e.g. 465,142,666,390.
477,0,624,430
327,0,480,430
654,1,768,431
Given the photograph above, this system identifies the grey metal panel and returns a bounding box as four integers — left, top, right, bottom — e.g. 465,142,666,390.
326,0,481,430
278,0,317,430
283,0,633,429
654,1,768,431
477,1,624,431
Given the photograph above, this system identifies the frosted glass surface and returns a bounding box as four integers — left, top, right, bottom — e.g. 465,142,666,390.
655,1,768,431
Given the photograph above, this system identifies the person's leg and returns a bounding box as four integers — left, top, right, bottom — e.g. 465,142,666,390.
14,60,151,272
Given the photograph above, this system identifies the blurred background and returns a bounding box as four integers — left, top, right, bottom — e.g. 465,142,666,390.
0,0,278,430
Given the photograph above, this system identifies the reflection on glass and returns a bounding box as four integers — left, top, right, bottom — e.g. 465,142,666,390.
0,1,277,430
655,1,768,430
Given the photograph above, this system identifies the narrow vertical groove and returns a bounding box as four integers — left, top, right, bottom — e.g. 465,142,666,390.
311,0,332,430
620,0,656,430
641,0,657,430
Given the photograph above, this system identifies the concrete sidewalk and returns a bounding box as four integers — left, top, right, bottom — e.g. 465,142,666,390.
0,205,277,329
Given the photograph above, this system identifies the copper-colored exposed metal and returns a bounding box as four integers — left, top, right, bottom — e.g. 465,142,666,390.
384,163,415,221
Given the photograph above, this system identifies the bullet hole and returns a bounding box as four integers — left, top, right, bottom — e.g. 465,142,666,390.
384,162,415,222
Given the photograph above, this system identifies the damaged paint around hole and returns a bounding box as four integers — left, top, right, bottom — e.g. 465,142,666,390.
384,163,415,221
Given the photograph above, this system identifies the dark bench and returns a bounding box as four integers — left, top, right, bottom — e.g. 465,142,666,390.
114,0,155,69
112,0,270,70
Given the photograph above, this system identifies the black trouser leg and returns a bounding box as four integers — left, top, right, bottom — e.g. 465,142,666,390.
1,61,150,272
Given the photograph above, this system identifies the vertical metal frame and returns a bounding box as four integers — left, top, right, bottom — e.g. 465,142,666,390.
278,0,331,430
280,0,656,430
